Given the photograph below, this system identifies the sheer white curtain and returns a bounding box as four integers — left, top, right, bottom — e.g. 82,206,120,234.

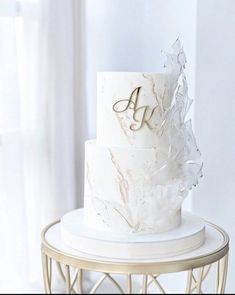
0,0,84,292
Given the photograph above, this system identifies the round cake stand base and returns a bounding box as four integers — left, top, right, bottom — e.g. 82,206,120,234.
61,209,205,259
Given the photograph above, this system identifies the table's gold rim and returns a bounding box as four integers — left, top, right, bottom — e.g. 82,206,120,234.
41,220,229,274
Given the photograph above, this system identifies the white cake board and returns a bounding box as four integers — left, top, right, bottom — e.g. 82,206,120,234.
61,209,205,260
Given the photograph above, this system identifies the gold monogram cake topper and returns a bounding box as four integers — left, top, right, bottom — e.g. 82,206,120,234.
112,87,157,131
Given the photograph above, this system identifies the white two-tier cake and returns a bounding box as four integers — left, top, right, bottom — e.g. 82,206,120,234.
61,40,205,259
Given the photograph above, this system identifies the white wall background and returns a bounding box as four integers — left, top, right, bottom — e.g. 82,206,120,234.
194,0,235,293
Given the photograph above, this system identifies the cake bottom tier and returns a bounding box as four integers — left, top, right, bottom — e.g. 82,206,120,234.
84,140,185,234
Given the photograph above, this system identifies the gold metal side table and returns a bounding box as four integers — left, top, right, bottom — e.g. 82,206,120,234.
41,221,229,294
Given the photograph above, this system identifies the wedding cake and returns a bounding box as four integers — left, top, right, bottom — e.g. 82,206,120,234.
61,40,204,259
84,39,202,234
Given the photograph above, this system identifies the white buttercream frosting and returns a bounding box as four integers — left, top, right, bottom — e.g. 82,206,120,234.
84,140,182,233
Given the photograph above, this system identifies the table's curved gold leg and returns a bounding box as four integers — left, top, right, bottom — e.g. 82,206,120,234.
186,269,193,294
216,258,220,293
88,272,124,294
56,262,78,293
127,274,132,294
77,269,83,294
148,275,165,294
56,262,66,281
71,270,78,293
196,267,204,294
42,253,52,294
216,254,229,294
222,254,229,293
65,265,71,294
186,265,212,294
142,275,148,294
105,274,124,293
139,274,165,294
90,274,107,294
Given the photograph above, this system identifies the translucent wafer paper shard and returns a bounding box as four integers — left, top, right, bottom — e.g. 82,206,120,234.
158,38,203,196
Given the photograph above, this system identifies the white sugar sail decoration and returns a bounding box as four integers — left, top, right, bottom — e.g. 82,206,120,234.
84,39,203,234
158,38,203,197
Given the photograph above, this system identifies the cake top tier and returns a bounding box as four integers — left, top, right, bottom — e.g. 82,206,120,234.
97,72,176,148
97,39,190,149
